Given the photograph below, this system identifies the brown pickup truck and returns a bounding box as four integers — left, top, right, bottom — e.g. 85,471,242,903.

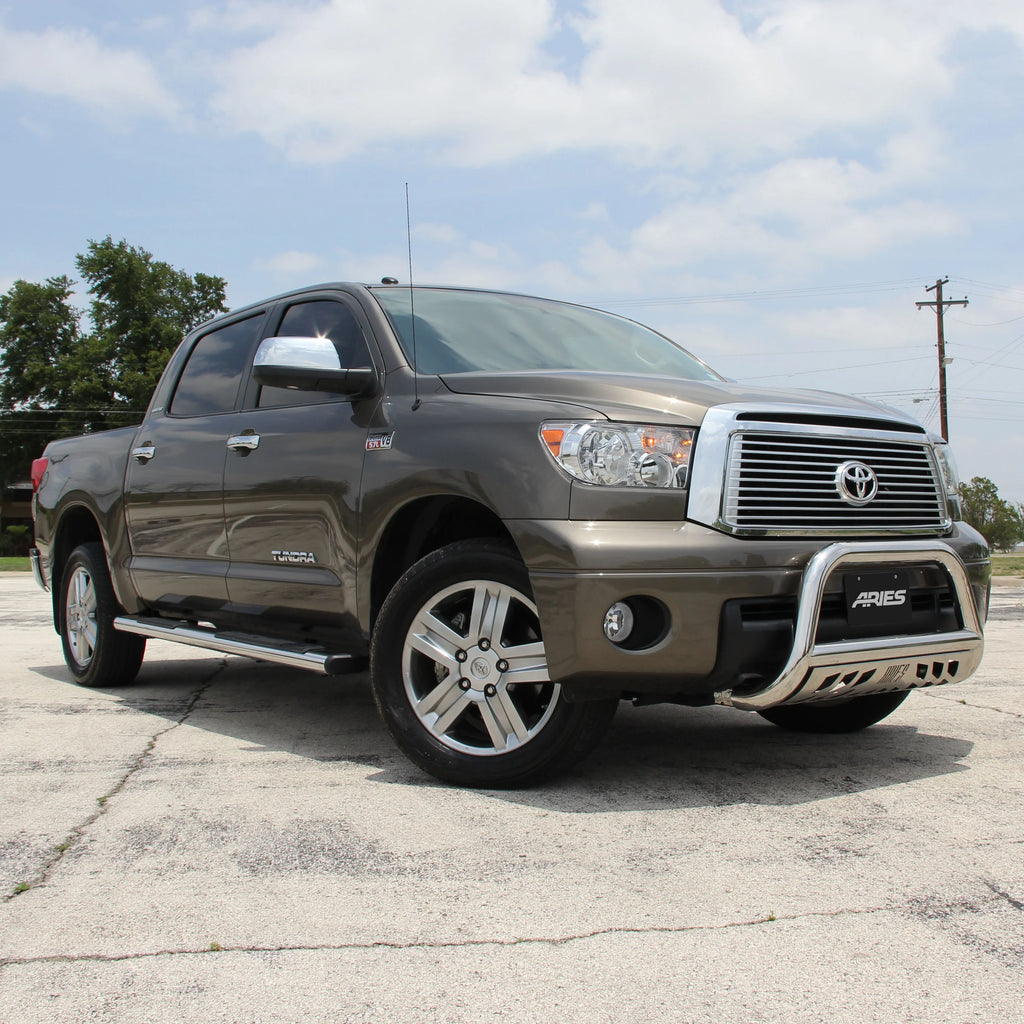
31,283,990,786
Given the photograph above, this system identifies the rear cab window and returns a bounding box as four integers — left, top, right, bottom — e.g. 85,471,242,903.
169,314,265,417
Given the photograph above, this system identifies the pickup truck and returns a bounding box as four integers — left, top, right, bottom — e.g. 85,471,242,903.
30,282,990,787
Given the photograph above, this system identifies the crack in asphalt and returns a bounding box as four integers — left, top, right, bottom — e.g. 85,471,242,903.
984,880,1024,913
0,892,1011,968
921,690,1024,721
3,662,226,903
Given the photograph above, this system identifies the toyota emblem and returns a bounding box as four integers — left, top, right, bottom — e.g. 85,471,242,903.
835,461,879,506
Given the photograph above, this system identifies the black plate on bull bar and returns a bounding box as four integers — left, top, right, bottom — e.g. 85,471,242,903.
843,570,914,629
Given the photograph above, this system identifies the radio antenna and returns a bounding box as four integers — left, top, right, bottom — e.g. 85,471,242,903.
405,182,420,410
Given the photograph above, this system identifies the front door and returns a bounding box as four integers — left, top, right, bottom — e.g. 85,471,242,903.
222,296,379,638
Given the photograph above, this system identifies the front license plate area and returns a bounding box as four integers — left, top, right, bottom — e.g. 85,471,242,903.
844,570,914,630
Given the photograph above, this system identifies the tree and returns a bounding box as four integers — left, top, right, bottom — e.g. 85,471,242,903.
0,276,81,409
0,239,227,486
958,476,1024,552
0,277,84,487
76,237,227,414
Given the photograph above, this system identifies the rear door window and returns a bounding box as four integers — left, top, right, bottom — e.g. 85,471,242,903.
170,314,264,417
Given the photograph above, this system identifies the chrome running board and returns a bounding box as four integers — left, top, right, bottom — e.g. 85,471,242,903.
113,616,361,676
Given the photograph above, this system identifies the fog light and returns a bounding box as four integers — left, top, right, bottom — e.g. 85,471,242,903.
603,602,635,644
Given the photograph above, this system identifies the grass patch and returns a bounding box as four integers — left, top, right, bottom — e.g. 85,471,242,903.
990,553,1024,577
0,557,30,572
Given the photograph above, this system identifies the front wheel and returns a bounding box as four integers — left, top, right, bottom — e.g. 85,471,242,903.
60,542,146,688
370,541,618,788
757,690,910,733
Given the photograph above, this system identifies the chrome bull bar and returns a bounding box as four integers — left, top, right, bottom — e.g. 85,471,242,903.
715,541,985,712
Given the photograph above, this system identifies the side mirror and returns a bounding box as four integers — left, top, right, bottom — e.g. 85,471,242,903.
252,336,379,398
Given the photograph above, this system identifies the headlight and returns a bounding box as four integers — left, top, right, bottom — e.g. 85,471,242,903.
540,421,695,488
933,442,962,519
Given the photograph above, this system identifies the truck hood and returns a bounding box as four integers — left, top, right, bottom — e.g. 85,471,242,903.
438,371,923,431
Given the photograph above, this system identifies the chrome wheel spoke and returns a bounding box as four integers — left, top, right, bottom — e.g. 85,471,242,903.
407,610,462,670
81,619,98,658
416,675,475,737
82,580,96,618
492,688,530,745
468,584,509,644
417,674,467,719
478,698,512,750
431,692,474,736
501,640,550,684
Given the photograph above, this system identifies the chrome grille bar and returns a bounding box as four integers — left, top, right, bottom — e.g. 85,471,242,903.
722,430,947,533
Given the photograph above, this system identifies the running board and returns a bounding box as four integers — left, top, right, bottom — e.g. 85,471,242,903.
113,616,363,676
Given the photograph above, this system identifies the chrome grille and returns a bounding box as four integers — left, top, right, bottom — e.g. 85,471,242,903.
723,432,948,534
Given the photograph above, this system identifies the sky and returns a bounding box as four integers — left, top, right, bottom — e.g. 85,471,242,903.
3,0,1024,500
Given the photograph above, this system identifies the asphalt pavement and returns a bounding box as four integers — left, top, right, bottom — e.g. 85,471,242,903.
1,571,1022,1024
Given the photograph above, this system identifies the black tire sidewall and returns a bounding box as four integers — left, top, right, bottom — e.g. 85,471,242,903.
758,690,910,733
370,540,616,787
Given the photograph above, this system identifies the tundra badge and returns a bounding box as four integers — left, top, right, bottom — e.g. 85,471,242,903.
272,550,318,564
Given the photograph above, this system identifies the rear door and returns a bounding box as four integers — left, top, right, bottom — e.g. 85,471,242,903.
221,294,381,636
124,311,265,613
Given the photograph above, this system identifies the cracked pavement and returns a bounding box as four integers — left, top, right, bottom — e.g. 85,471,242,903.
1,572,1022,1023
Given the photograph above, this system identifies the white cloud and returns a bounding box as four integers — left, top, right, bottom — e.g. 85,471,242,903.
0,22,179,121
770,304,933,359
256,250,324,275
569,153,963,294
209,0,569,163
577,202,610,222
203,0,1024,168
414,223,464,245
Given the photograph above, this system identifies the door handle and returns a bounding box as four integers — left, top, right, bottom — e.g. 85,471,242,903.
226,434,261,452
131,445,156,462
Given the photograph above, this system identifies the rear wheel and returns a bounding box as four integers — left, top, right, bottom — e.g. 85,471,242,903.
757,690,910,733
60,543,145,687
370,540,618,787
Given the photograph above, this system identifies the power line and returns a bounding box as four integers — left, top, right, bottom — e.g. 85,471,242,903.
738,355,926,382
604,277,923,309
948,312,1024,327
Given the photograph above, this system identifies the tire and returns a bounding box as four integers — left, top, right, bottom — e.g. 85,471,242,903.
757,690,910,734
59,542,146,688
370,540,618,788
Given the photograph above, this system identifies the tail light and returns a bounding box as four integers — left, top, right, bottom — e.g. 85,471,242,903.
31,457,48,492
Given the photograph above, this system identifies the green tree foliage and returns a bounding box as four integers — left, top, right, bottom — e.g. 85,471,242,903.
76,237,227,413
0,276,81,410
0,238,227,486
958,476,1024,552
0,276,84,488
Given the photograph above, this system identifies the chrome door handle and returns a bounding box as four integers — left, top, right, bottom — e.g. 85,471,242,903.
131,445,156,462
226,434,261,452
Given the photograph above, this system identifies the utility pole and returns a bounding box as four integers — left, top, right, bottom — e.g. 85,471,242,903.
916,278,968,442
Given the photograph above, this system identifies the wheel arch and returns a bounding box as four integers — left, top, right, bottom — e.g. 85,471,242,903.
48,505,105,632
368,495,518,632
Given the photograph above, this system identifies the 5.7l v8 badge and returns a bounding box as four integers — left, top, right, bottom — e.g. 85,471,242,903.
366,431,395,451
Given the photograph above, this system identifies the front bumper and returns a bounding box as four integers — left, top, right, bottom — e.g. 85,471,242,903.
509,519,988,705
712,541,983,711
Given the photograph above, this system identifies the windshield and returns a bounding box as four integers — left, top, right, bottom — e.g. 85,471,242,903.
371,287,722,381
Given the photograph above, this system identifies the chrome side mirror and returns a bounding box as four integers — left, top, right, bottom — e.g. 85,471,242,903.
252,336,378,397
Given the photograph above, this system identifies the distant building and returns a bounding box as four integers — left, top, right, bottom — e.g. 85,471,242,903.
0,482,33,529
